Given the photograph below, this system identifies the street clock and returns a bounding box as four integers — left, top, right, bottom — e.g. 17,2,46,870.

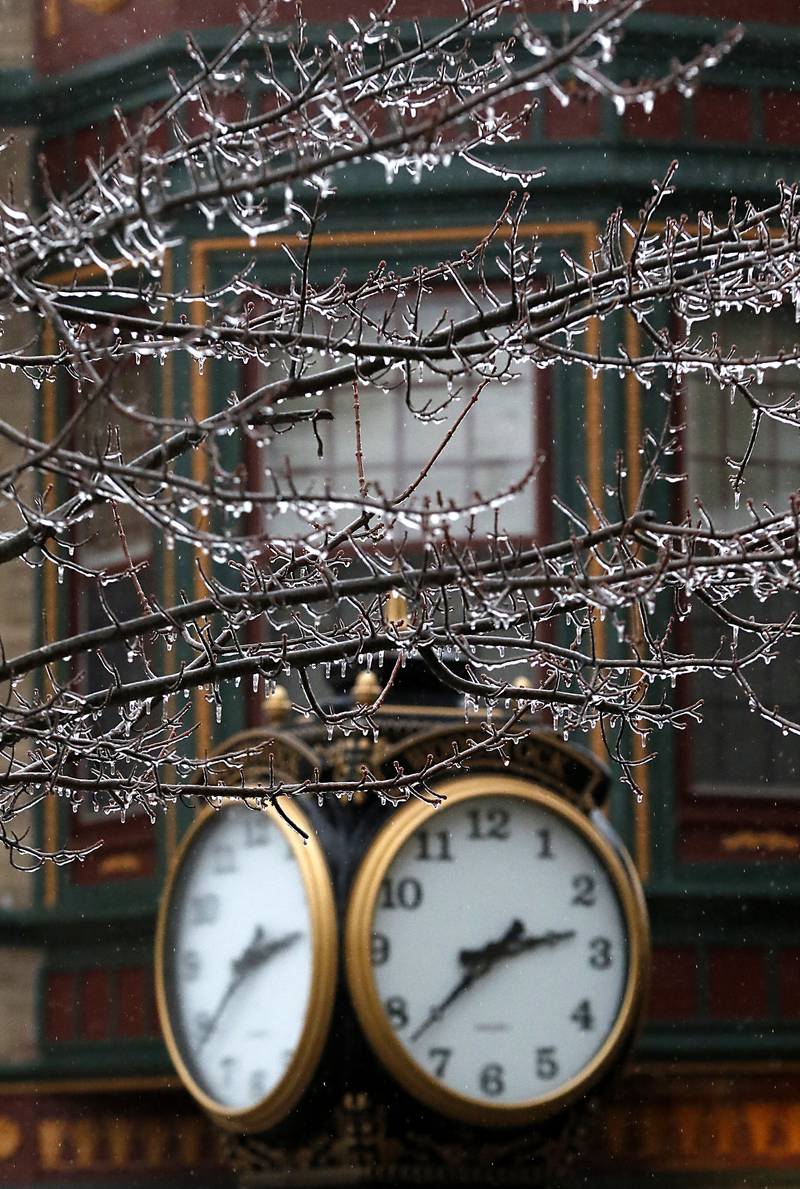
155,800,337,1132
154,706,650,1185
345,774,649,1127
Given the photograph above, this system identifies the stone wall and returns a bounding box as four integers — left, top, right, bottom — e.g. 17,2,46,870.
0,2,39,1067
0,0,32,70
0,136,36,910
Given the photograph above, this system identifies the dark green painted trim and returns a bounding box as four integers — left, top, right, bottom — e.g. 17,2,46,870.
640,1025,800,1060
0,901,155,943
0,70,34,124
37,1039,169,1078
648,888,800,925
615,13,800,88
0,12,797,132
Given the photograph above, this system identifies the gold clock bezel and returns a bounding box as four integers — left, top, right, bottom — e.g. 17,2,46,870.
345,774,650,1128
155,800,337,1132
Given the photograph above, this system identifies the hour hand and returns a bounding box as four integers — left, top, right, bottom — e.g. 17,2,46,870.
459,926,575,966
458,919,525,967
234,927,302,978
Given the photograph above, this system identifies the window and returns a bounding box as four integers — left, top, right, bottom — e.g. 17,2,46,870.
682,307,800,800
67,356,158,883
256,292,542,544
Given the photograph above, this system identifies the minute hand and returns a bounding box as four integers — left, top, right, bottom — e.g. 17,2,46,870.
409,922,574,1045
409,965,481,1044
409,921,524,1044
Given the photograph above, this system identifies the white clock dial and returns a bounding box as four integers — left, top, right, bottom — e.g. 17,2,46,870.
347,777,648,1125
156,801,337,1130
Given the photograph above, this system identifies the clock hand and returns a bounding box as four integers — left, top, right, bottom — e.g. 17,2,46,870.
198,926,302,1050
409,921,576,1045
409,966,480,1044
408,919,527,1045
459,926,576,966
457,918,526,969
233,927,302,979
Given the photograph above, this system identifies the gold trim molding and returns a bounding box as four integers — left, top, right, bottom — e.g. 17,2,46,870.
44,0,129,40
721,830,800,853
154,800,338,1132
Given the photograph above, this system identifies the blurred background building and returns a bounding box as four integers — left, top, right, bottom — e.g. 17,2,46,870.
0,1,800,1185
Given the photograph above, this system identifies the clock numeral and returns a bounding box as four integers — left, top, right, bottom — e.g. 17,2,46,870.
180,950,201,982
189,893,219,926
244,816,269,847
571,873,596,907
213,844,237,875
479,1062,505,1097
220,1055,237,1088
415,829,453,862
588,936,613,969
428,1047,452,1078
536,828,554,859
536,1046,559,1080
570,999,595,1031
378,877,423,910
249,1069,268,1100
385,996,409,1030
371,932,391,966
467,808,510,841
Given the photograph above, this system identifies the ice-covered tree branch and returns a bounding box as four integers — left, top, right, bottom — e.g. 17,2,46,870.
0,0,798,865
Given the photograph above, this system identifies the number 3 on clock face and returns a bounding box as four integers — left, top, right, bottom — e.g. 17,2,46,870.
345,775,649,1127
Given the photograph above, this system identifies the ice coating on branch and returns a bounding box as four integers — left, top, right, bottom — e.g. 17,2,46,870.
0,0,789,866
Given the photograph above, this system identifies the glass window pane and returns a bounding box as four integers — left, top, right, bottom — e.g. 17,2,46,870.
260,288,539,541
684,307,800,799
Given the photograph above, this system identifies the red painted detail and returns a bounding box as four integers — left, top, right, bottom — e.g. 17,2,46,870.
647,947,699,1021
45,970,77,1042
650,0,799,19
708,947,768,1020
544,92,602,142
72,125,108,189
68,813,157,886
37,0,519,74
36,0,800,76
623,90,682,142
763,90,800,147
678,796,800,864
41,138,69,196
81,968,111,1041
117,966,148,1038
778,949,800,1020
694,87,751,144
146,968,160,1037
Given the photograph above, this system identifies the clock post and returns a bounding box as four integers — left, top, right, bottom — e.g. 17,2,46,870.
155,672,650,1187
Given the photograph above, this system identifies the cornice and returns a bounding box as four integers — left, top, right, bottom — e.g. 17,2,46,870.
1,14,799,133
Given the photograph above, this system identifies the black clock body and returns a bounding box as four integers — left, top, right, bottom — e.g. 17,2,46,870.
159,668,648,1187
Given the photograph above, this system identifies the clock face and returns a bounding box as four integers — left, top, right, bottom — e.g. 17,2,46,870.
156,802,337,1130
346,777,648,1126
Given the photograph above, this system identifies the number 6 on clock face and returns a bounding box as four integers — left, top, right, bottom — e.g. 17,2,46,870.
345,775,649,1127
